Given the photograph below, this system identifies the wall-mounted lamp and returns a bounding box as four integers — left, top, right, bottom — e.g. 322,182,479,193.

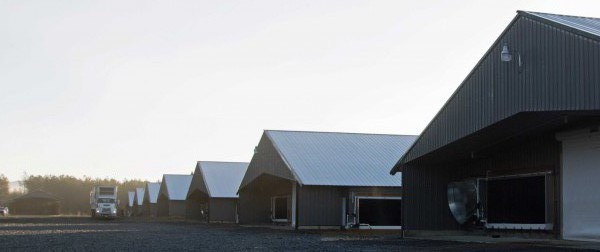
500,44,522,72
500,45,512,62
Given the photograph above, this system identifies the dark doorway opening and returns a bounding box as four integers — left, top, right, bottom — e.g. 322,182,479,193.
487,176,546,224
357,198,402,226
272,197,288,220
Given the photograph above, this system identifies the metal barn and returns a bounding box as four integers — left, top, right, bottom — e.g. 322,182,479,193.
186,161,249,223
127,191,135,216
133,187,144,216
143,182,161,216
157,174,192,217
238,130,416,229
390,11,600,241
9,190,60,215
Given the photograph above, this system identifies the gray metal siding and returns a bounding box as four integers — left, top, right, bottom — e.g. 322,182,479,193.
238,174,293,224
239,134,295,190
143,203,157,217
209,198,238,223
169,200,187,217
187,164,209,198
297,186,344,227
403,133,560,231
400,14,600,164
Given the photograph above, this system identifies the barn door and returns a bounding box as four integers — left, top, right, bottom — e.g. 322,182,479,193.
560,131,600,241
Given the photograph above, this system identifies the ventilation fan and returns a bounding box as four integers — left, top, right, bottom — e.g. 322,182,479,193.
447,179,483,225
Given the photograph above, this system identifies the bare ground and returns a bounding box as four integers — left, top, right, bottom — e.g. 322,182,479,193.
0,216,594,251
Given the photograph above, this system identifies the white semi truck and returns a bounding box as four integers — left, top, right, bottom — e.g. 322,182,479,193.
90,186,119,218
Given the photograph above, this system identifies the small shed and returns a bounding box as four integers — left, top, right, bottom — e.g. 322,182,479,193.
157,174,192,217
10,190,60,215
186,161,249,223
127,191,135,216
238,130,416,229
143,182,161,216
133,188,145,216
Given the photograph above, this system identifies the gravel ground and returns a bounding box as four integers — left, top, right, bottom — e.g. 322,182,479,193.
0,216,593,251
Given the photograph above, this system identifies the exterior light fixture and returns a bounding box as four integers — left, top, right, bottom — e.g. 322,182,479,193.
500,45,512,62
500,44,523,73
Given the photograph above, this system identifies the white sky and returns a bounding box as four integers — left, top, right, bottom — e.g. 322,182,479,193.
1,1,599,182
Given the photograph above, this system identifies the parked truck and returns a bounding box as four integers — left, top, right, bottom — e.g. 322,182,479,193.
90,186,119,218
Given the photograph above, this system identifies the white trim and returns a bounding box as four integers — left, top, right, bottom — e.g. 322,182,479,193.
485,223,553,230
358,225,403,230
291,182,297,228
271,195,290,223
355,196,402,200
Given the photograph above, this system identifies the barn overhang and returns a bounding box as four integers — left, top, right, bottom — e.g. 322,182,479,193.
393,111,600,173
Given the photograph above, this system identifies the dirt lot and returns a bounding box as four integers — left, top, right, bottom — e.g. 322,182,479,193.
0,216,593,251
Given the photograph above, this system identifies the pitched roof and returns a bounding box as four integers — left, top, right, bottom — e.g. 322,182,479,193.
145,182,161,204
135,188,144,206
127,191,135,207
195,161,249,198
161,174,193,200
392,11,600,172
262,130,417,187
522,11,600,39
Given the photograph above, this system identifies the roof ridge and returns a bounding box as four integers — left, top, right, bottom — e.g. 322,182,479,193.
520,10,600,21
265,129,418,137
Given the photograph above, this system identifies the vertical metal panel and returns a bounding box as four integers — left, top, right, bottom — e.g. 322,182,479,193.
239,134,295,190
209,198,238,223
238,174,292,225
402,15,600,164
297,186,343,227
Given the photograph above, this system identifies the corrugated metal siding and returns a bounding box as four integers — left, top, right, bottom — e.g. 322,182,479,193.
187,163,209,199
400,13,600,164
209,198,238,223
239,134,296,190
267,130,414,187
238,174,293,224
403,133,560,231
168,200,187,217
297,186,344,226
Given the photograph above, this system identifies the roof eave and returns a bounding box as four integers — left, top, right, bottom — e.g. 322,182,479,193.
519,11,600,41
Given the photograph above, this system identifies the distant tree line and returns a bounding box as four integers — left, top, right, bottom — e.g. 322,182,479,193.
0,174,10,204
18,174,149,215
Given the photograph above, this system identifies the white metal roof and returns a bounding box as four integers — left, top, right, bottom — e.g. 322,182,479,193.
145,182,161,204
127,191,135,207
163,174,193,200
265,130,417,187
135,188,144,206
198,161,249,198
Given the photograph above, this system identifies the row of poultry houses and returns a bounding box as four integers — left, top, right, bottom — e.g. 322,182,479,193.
127,130,416,229
126,10,600,241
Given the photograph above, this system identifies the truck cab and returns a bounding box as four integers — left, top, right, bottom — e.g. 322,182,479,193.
90,186,119,218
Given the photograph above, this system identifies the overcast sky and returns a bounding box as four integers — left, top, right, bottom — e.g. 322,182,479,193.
1,0,599,182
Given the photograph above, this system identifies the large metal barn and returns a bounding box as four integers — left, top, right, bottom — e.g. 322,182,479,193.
186,161,249,223
238,130,416,229
391,11,600,241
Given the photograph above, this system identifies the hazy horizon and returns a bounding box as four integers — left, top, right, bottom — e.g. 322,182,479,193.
2,0,600,182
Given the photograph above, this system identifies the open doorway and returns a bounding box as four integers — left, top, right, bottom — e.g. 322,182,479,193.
355,196,402,229
485,174,551,230
271,196,289,223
